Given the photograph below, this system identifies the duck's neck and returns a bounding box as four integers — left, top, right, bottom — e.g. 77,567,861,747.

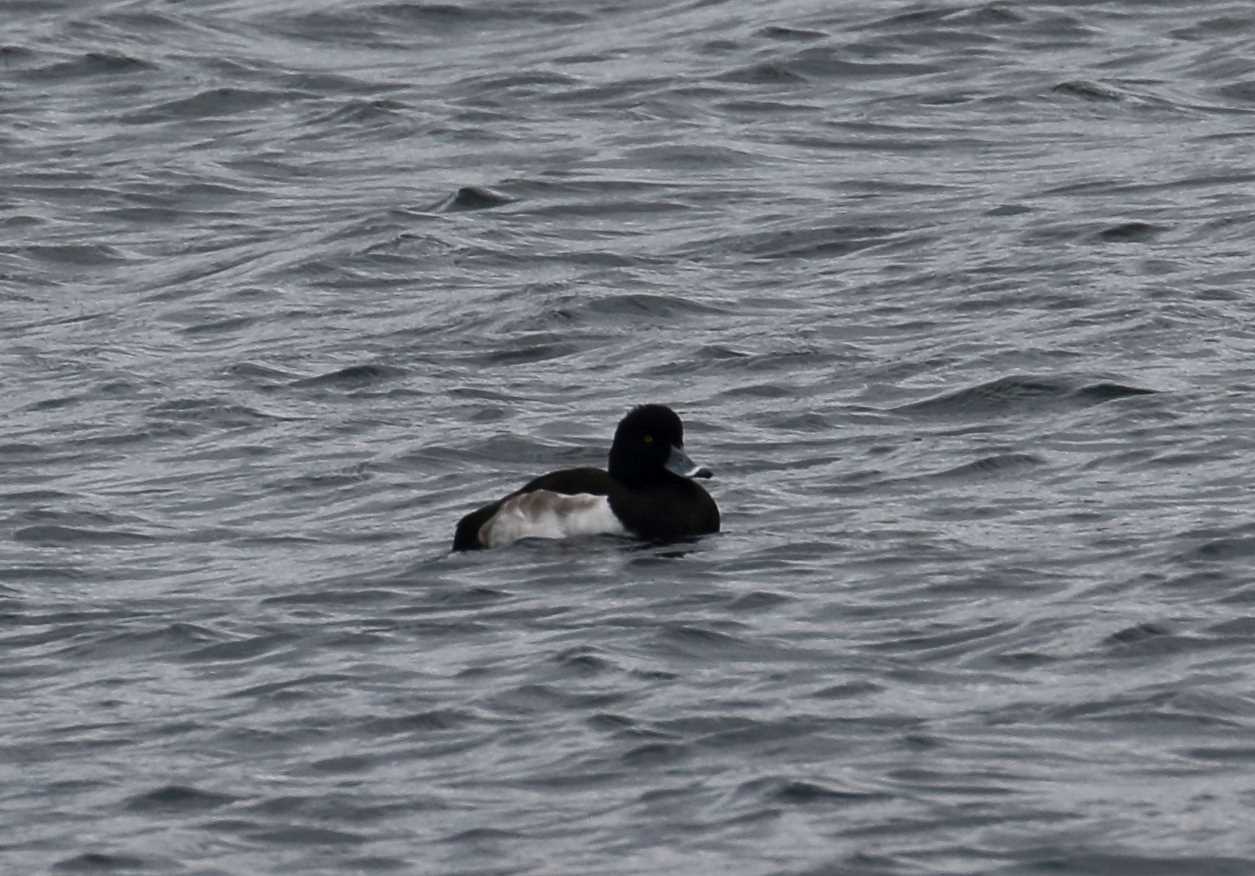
608,449,682,489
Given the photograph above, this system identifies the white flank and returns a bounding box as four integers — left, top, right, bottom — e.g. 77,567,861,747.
478,491,627,548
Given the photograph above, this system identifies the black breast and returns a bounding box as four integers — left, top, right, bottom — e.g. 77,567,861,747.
608,478,720,542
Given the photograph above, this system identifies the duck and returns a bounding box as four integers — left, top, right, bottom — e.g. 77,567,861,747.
453,404,719,550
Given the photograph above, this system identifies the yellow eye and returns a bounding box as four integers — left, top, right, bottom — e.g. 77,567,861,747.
643,434,653,444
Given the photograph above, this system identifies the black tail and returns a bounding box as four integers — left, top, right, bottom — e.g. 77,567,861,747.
451,501,501,551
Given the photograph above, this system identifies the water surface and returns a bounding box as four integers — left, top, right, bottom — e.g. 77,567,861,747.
5,1,1255,873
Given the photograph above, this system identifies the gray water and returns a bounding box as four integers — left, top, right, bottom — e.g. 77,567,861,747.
6,0,1255,873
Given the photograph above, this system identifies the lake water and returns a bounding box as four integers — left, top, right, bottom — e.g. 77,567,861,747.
6,1,1255,873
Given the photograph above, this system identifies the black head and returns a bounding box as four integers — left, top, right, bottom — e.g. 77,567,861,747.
608,404,712,487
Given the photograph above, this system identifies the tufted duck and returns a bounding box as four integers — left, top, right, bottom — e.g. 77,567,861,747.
452,405,720,550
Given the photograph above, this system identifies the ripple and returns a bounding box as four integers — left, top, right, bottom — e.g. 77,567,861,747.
248,825,367,846
123,87,313,123
738,776,890,805
124,784,237,813
925,452,1044,480
53,852,157,872
359,709,477,735
14,525,157,546
1092,221,1167,242
898,374,1156,417
428,185,515,213
21,243,128,266
180,632,296,664
290,364,407,388
20,51,155,82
